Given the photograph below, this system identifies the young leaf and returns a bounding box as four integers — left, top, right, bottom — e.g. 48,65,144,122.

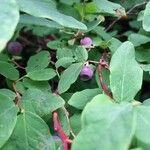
26,68,56,81
110,41,143,102
0,94,18,148
143,1,150,31
2,111,55,150
0,0,19,52
0,61,19,80
17,0,87,30
26,51,50,73
58,63,83,94
68,88,100,109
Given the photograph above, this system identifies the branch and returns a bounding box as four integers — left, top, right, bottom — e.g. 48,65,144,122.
52,112,70,150
105,1,148,32
97,52,112,98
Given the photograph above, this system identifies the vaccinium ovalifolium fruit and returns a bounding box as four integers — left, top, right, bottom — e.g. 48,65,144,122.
80,65,93,81
80,37,92,46
7,41,23,55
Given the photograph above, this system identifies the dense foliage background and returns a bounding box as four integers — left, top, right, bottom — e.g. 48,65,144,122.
0,0,150,150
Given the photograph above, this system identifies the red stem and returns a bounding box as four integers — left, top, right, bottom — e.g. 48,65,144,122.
52,112,69,150
97,52,112,98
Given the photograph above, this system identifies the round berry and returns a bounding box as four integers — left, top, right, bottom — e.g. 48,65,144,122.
80,37,92,46
7,41,23,55
80,65,93,81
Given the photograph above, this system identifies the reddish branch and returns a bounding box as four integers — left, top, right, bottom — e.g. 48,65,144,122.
97,52,112,98
52,112,70,150
12,60,25,70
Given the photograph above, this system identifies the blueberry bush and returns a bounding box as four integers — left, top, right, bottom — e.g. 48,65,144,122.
0,0,150,150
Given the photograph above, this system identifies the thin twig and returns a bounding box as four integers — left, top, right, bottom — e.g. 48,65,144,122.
11,60,25,70
62,107,76,138
105,1,148,32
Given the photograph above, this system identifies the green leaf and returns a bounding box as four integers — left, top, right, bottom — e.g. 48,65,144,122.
70,113,81,135
23,78,51,92
73,94,135,150
143,1,150,31
74,46,88,62
135,106,150,149
0,94,18,148
2,111,55,150
0,61,19,80
0,0,19,52
135,48,150,63
22,89,65,117
57,48,74,59
128,33,150,47
110,41,143,102
72,121,133,150
81,94,114,126
68,88,100,109
58,63,83,94
20,14,62,29
26,51,50,73
141,64,150,73
17,0,87,30
84,19,103,32
0,89,16,101
47,40,65,50
55,57,75,68
26,68,56,81
93,0,126,16
108,38,122,54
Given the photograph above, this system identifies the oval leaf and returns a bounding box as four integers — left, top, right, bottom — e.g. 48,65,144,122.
58,63,83,94
0,94,18,148
0,61,19,80
110,41,143,102
2,111,55,150
26,68,56,81
26,51,50,73
68,88,100,109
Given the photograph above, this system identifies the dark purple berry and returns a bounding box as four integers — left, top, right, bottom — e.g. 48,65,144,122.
7,41,23,55
80,65,93,81
80,37,92,46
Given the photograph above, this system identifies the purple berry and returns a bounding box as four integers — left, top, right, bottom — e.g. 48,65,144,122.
7,41,23,55
80,65,93,81
80,37,92,46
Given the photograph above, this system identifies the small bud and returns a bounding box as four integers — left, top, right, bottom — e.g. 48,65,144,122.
7,41,23,55
80,65,93,81
80,37,92,46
